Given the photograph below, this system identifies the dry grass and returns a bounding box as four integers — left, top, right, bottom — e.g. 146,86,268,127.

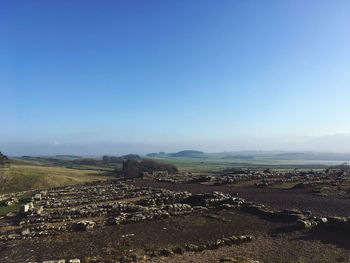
0,165,110,194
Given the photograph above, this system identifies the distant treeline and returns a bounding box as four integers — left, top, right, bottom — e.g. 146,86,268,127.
147,150,205,158
20,154,141,168
72,154,141,166
146,152,166,157
122,159,178,178
55,155,82,158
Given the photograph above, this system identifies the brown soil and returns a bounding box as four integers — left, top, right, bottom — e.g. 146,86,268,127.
2,179,350,262
130,180,350,217
1,210,350,263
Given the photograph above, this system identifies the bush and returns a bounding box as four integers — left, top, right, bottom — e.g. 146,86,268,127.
0,152,9,166
102,156,123,164
72,158,101,166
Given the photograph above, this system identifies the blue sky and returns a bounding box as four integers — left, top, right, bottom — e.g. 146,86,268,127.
1,0,350,155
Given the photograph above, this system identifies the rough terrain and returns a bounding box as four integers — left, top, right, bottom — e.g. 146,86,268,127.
1,167,350,262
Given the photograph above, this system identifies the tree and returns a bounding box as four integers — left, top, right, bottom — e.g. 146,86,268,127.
0,152,9,166
122,159,178,178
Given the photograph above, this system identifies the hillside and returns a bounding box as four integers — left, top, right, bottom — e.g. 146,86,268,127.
0,161,111,194
169,150,205,158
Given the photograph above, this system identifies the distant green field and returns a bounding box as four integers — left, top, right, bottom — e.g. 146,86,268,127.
147,150,349,172
148,156,330,173
13,151,347,174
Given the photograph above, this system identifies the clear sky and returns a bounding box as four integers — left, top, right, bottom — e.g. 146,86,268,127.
1,0,350,155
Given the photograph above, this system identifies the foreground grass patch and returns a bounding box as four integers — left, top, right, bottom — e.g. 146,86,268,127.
0,192,35,217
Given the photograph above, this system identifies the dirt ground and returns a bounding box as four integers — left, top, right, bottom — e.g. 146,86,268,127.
130,180,350,217
2,179,350,262
1,207,350,262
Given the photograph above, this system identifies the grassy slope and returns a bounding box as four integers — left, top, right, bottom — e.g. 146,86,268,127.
0,164,111,194
10,157,117,171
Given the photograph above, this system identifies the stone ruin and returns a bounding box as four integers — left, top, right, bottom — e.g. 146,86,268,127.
2,167,350,262
1,176,347,244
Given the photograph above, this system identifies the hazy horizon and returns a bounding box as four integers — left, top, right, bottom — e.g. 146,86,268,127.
1,1,350,156
3,133,350,156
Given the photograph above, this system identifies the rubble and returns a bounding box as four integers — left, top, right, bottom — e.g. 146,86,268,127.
2,167,350,262
1,175,348,242
184,235,254,252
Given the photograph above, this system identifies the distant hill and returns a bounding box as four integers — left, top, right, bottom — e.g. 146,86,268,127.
55,155,82,159
146,152,166,157
169,150,205,158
